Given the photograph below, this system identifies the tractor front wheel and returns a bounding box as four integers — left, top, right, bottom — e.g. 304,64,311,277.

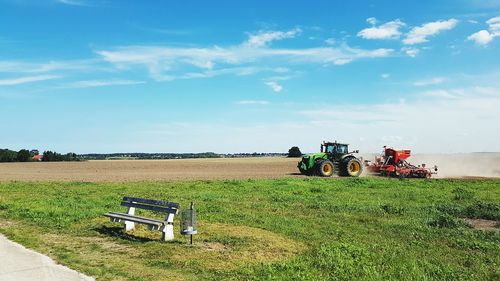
298,166,307,175
316,160,334,177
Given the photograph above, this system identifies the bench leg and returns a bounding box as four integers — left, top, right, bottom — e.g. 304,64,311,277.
162,213,175,241
125,221,135,231
162,225,174,241
125,207,136,231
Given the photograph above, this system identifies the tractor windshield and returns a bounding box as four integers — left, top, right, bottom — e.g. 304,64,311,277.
337,145,348,154
325,144,348,154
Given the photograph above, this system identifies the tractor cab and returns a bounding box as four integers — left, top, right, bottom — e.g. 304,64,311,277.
321,142,349,158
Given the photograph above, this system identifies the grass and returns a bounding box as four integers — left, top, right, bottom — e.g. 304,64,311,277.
0,178,499,280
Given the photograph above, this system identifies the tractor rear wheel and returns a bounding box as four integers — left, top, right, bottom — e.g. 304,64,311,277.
344,158,363,177
316,160,334,177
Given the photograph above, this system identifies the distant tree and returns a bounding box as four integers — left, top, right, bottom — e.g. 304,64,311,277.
64,152,78,161
288,146,302,157
30,149,39,156
0,149,18,162
17,149,31,162
41,150,79,161
42,151,55,161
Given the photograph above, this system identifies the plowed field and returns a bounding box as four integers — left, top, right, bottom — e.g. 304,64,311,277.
0,157,300,182
1,153,498,182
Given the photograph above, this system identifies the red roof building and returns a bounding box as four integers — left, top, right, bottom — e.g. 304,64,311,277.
32,155,43,161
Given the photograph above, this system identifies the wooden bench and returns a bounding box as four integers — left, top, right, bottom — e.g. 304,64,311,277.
104,196,180,241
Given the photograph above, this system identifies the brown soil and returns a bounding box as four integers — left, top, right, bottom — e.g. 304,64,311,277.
0,157,302,182
2,153,498,182
463,218,499,231
203,242,227,252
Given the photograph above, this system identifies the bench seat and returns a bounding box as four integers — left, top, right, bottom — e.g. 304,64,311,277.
104,212,168,230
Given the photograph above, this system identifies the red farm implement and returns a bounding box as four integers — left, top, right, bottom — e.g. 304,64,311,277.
366,146,437,178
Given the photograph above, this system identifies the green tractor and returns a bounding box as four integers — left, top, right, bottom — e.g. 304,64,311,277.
298,141,363,177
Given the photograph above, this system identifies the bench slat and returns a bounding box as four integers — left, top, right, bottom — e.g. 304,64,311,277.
123,196,179,208
106,212,165,223
121,201,178,214
104,212,164,226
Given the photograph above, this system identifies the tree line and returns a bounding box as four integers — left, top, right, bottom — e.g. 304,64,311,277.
0,148,79,162
42,151,79,162
79,152,289,160
80,152,222,160
1,147,301,162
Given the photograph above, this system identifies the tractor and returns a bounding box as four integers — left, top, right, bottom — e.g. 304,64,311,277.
298,141,363,177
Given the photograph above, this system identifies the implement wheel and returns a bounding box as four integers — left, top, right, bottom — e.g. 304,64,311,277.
345,158,363,177
316,160,334,177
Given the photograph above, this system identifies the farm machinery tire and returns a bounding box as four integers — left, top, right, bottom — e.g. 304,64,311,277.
316,160,334,177
341,158,363,177
298,166,308,175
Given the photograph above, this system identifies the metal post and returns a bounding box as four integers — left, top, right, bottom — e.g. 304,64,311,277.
190,202,194,245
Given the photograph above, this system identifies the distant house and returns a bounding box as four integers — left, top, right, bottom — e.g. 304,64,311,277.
32,154,43,161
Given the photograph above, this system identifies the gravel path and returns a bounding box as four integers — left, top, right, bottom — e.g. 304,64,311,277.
0,234,94,281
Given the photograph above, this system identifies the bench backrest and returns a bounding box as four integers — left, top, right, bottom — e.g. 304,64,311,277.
121,196,179,214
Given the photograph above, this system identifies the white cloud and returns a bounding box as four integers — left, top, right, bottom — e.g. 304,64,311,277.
244,28,301,48
358,19,406,39
273,67,289,73
487,16,500,35
192,67,269,80
0,59,102,73
57,0,88,6
402,47,420,57
324,38,336,45
468,30,494,45
265,81,283,93
97,41,393,81
65,80,145,88
413,77,446,86
421,89,459,99
467,16,500,45
381,73,390,79
403,19,458,45
366,17,377,25
333,58,352,65
266,75,293,81
0,75,60,86
237,100,269,105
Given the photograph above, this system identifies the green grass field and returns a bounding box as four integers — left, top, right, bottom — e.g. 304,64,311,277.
0,178,499,280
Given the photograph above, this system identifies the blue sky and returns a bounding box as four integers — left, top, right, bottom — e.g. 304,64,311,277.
1,0,499,153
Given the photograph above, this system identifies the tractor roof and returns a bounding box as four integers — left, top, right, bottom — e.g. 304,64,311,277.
323,141,349,146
